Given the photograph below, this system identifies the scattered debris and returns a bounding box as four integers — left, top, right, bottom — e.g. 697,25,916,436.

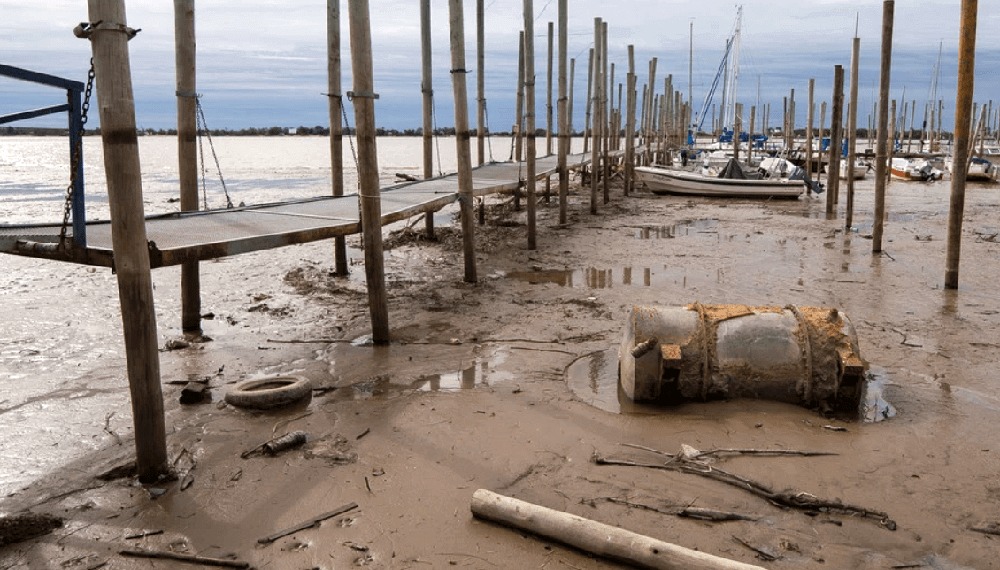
822,425,849,432
180,381,210,404
597,497,759,522
119,548,249,568
257,502,359,545
124,529,164,540
0,511,63,546
594,443,895,530
732,535,781,561
970,522,1000,536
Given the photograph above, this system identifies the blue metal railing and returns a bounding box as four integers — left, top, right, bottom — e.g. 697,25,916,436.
1,64,87,247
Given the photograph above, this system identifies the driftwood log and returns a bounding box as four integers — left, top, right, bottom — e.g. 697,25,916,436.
470,489,765,570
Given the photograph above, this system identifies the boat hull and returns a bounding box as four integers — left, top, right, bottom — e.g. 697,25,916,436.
635,166,805,199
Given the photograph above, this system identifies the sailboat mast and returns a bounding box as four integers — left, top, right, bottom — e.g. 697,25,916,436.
723,6,743,132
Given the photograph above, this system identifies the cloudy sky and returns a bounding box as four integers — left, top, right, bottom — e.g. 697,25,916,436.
3,1,998,133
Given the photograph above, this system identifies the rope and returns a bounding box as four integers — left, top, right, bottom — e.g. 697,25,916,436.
430,92,443,176
340,102,360,187
483,97,494,162
195,97,233,208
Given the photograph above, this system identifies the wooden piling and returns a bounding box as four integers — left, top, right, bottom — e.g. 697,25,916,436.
327,0,349,276
945,0,978,289
601,22,609,204
174,0,200,333
646,58,657,164
748,105,756,165
872,0,894,253
568,57,575,140
476,0,485,165
583,48,593,155
88,0,168,483
733,103,742,163
348,0,390,342
624,45,636,196
523,0,537,250
447,0,477,283
845,35,860,229
515,31,525,165
590,18,602,214
806,78,814,178
826,65,844,214
557,0,568,225
546,21,554,157
419,0,435,238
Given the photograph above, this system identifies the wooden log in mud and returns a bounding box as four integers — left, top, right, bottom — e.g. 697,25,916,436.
471,489,765,570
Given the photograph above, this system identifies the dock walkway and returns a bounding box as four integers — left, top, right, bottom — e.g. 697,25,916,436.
0,152,593,268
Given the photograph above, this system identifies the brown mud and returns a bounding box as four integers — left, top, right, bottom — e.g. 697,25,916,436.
3,176,1000,569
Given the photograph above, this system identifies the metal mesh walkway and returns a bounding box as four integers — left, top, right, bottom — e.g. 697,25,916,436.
0,153,592,268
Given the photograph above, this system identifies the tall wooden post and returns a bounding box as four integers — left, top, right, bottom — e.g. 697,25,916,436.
806,78,815,178
348,0,389,342
624,45,636,195
568,58,575,141
523,0,537,249
328,0,349,275
601,21,610,204
945,0,978,289
88,0,168,483
645,58,657,164
546,21,554,157
557,0,568,225
748,105,756,164
515,32,525,165
174,0,200,333
589,18,602,214
733,102,742,163
826,65,844,214
583,48,593,154
845,35,860,229
476,0,485,165
872,0,894,253
448,0,477,283
419,0,435,238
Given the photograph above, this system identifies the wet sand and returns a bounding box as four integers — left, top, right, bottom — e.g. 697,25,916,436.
2,176,1000,569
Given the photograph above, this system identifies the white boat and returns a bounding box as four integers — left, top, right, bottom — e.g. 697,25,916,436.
839,158,869,180
635,159,808,199
890,157,943,182
947,156,997,182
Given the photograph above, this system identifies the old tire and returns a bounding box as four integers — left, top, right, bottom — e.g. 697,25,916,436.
225,375,313,410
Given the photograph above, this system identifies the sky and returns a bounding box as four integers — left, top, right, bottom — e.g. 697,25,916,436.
2,1,998,134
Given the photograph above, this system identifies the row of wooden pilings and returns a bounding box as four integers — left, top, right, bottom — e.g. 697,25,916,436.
81,0,980,485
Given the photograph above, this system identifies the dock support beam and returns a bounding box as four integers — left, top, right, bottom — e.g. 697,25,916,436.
523,0,537,250
556,0,568,224
872,0,895,254
87,0,168,483
348,0,390,343
328,0,349,276
448,0,478,283
420,0,435,239
175,0,201,334
826,65,844,215
846,35,861,229
945,0,978,289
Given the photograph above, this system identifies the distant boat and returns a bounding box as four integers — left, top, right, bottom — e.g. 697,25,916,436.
890,157,943,182
947,156,997,182
635,158,807,199
839,157,869,180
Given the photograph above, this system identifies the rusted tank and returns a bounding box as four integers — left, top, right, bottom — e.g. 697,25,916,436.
619,304,866,414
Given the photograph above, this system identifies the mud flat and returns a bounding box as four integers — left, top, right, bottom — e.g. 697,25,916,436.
2,177,1000,569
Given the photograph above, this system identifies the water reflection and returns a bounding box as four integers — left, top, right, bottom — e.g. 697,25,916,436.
634,218,718,239
505,265,720,289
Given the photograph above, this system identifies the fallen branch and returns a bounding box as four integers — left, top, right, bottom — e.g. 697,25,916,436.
257,502,359,544
970,522,1000,537
599,497,759,522
472,489,765,570
731,536,780,561
119,548,249,568
593,452,895,530
620,443,837,461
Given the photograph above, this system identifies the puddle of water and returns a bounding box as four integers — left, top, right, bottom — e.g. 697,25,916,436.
318,343,513,403
505,266,723,290
634,218,718,239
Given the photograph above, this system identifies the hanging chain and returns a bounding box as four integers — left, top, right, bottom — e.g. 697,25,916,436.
195,98,233,208
59,59,95,250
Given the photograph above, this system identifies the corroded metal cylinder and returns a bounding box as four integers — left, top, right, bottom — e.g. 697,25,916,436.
618,304,866,413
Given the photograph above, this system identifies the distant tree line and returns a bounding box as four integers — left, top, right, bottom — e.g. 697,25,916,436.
1,125,578,137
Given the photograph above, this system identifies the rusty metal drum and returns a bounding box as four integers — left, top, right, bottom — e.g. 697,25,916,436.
618,304,866,414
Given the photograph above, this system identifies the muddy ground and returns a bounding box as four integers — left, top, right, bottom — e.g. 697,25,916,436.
2,175,1000,569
